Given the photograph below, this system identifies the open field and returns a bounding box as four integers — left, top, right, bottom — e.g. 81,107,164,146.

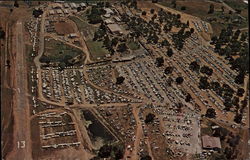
69,16,97,39
86,40,109,60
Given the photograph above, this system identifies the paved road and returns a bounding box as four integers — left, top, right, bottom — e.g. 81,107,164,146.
6,21,32,160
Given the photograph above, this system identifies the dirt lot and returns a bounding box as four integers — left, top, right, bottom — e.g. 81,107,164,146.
54,22,75,35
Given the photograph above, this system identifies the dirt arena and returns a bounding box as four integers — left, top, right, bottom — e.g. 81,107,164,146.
54,22,75,35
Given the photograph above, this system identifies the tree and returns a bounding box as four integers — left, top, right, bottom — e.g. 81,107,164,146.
234,113,242,124
210,81,220,91
199,76,210,89
116,76,125,85
232,96,240,107
237,88,245,97
176,76,184,85
88,14,102,24
181,6,186,10
224,100,233,111
14,0,19,8
185,93,192,102
145,113,155,124
77,7,82,12
117,43,128,52
161,39,170,47
167,48,174,57
176,14,181,19
90,157,100,160
63,55,73,65
112,144,124,159
224,147,233,159
130,0,138,9
240,32,247,41
164,66,173,75
40,56,50,64
189,61,200,72
155,57,164,67
98,145,112,158
0,28,5,39
221,6,225,13
171,0,176,8
150,8,155,14
103,35,111,49
205,108,216,118
200,65,213,76
235,72,245,85
233,29,241,40
33,8,43,18
111,37,119,47
190,28,194,33
105,2,111,8
235,9,241,14
58,62,66,70
208,4,214,14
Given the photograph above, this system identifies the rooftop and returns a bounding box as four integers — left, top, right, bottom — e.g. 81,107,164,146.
107,24,122,33
202,135,221,149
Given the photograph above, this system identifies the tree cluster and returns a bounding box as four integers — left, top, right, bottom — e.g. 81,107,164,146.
211,26,249,77
87,6,105,24
155,57,164,67
145,113,155,124
97,143,124,159
0,27,5,39
33,8,43,18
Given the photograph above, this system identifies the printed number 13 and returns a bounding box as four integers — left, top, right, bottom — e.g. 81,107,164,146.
17,141,25,149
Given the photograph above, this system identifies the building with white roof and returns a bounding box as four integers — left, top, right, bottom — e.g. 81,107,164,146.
107,24,123,34
64,3,69,8
63,9,69,14
56,9,63,14
49,10,55,15
104,8,114,15
70,3,77,8
104,19,114,24
80,3,86,7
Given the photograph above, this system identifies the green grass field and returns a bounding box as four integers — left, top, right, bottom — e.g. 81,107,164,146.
43,38,82,62
86,40,109,60
69,15,97,39
127,41,140,50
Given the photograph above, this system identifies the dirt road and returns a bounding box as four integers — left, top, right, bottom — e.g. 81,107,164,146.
6,21,32,160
